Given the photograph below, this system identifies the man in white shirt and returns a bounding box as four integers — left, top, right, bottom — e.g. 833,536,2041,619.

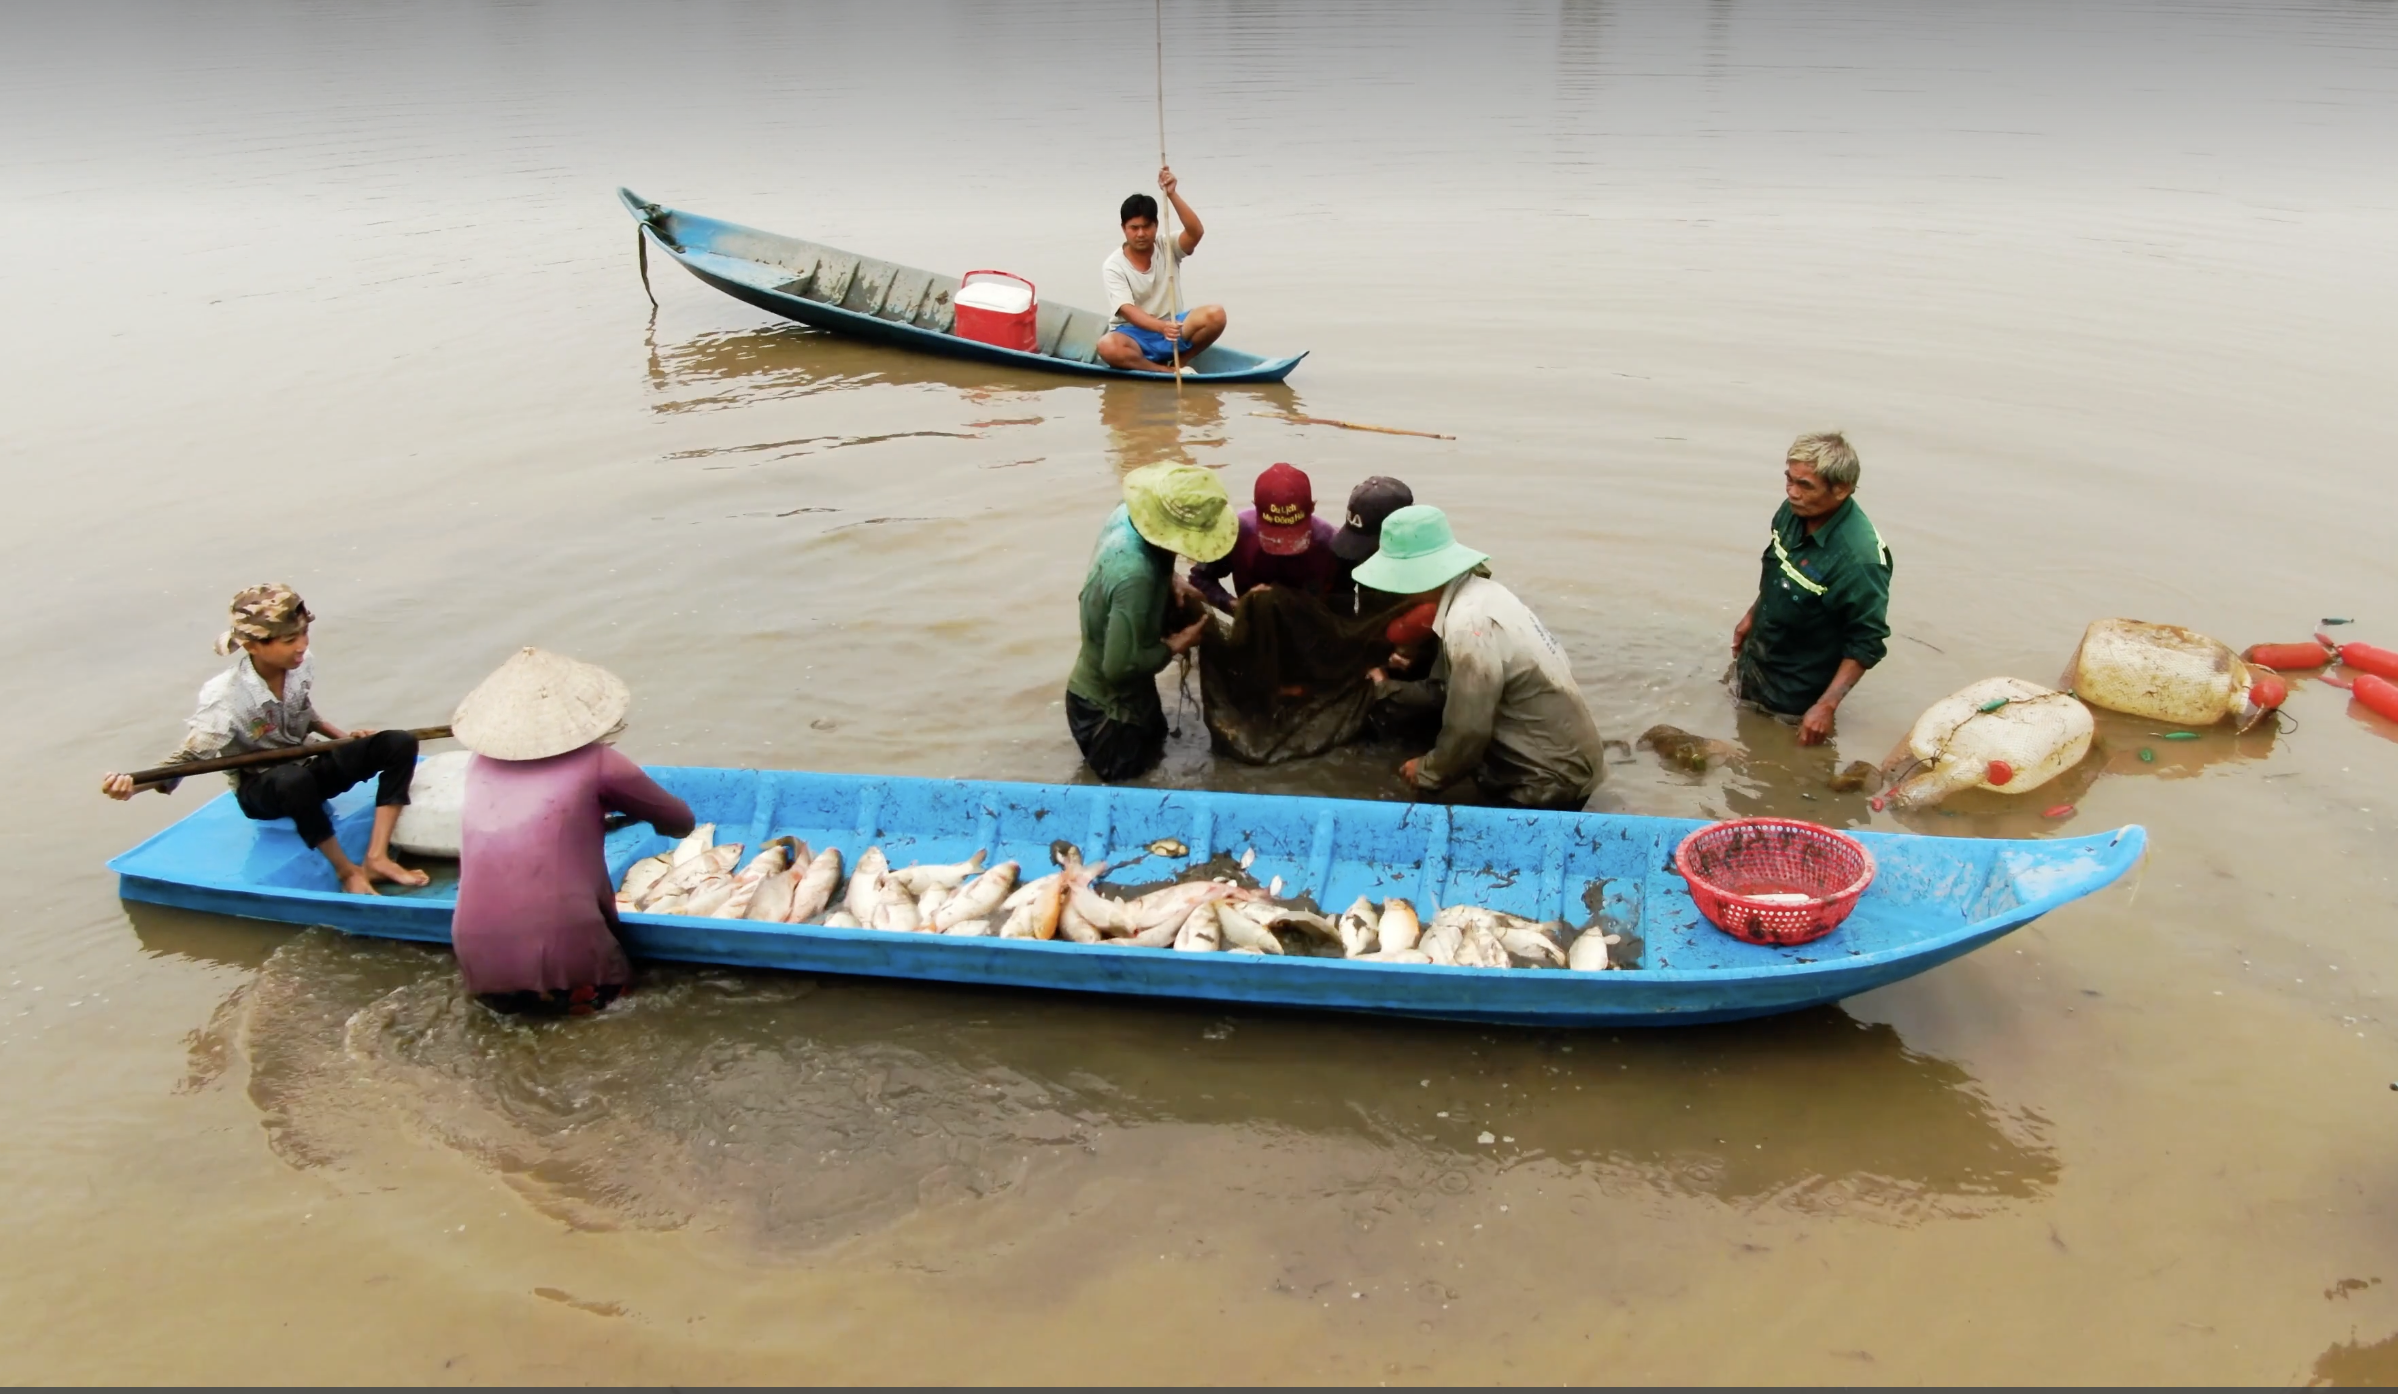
1097,167,1228,375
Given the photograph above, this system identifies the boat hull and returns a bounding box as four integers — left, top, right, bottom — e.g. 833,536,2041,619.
621,188,1306,385
109,766,2144,1028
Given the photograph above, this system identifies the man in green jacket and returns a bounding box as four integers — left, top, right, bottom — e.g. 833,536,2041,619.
1066,463,1237,781
1731,431,1894,745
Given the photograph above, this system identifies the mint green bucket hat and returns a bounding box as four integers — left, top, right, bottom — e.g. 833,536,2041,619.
1123,462,1238,562
1350,504,1489,595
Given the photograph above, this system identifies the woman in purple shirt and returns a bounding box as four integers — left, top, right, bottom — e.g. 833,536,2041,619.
449,648,694,1017
1188,462,1350,610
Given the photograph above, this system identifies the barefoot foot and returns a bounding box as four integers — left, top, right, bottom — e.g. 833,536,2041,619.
365,854,429,888
339,869,382,897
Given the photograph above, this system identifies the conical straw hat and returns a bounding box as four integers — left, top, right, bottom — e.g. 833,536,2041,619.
452,647,631,761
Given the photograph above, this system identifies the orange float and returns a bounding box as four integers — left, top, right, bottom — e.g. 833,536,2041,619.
2242,642,2330,670
2355,674,2398,726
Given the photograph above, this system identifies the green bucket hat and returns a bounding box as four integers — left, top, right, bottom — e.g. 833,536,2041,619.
1123,462,1238,562
1350,504,1489,595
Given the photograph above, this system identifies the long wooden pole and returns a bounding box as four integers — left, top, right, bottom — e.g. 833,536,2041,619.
127,725,454,791
1156,0,1182,392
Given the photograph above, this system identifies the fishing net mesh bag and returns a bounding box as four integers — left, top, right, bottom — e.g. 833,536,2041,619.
1195,586,1415,765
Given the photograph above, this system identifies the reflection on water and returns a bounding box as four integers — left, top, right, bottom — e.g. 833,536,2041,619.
183,929,2054,1254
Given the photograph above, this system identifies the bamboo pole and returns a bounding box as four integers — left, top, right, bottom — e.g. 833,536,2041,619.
126,726,454,791
1249,411,1457,441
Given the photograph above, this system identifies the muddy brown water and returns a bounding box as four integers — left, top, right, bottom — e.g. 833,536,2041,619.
5,1,2397,1383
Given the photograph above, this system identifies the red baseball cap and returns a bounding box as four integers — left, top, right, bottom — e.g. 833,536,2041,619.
1252,462,1316,555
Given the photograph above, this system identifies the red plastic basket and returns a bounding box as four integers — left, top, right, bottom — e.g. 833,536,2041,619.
1674,818,1876,947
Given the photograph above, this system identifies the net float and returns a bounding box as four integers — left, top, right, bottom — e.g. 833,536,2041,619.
2241,642,2330,670
2355,674,2398,726
2334,642,2398,684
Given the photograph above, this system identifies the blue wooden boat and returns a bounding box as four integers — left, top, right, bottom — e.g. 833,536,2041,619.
619,188,1306,384
108,765,2142,1028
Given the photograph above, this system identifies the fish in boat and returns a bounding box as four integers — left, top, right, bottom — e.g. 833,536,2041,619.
109,765,2146,1028
785,846,843,925
1216,904,1284,955
1174,901,1225,953
1377,899,1422,954
1337,898,1379,958
889,851,987,896
620,189,1305,385
1568,930,1618,973
844,846,890,923
931,862,1019,932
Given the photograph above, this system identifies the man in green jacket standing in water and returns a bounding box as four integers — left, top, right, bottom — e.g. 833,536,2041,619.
1067,463,1237,781
1731,430,1894,745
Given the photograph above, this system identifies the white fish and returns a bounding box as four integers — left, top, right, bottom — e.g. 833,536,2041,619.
669,824,715,866
997,873,1067,941
1053,899,1102,943
1238,847,1256,870
786,847,843,924
942,919,994,937
873,894,921,934
1497,924,1567,968
737,838,801,886
706,844,743,873
1457,922,1512,969
618,853,673,904
712,880,764,920
1173,901,1223,952
1377,898,1422,954
916,885,950,923
1337,897,1380,958
888,850,988,896
639,852,719,908
822,909,863,929
681,874,739,918
1356,949,1433,965
843,846,890,923
744,862,801,922
1567,931,1617,972
931,862,1020,932
1216,904,1286,955
1418,917,1462,966
1127,919,1183,948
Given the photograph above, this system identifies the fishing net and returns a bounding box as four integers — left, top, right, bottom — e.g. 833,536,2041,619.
1196,586,1419,764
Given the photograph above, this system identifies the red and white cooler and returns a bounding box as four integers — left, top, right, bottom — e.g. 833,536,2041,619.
952,270,1038,352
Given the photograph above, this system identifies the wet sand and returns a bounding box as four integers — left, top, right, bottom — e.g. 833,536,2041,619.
4,1,2397,1382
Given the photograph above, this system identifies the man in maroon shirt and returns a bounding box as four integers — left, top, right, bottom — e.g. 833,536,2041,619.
1189,462,1348,611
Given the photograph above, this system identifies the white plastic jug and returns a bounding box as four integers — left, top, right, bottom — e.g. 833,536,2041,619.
391,749,470,857
2065,618,2279,731
1886,677,2094,810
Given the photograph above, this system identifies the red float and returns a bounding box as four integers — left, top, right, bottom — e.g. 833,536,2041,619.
2355,674,2398,726
2242,642,2329,670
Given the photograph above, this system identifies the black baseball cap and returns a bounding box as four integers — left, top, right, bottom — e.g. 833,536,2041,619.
1330,476,1415,562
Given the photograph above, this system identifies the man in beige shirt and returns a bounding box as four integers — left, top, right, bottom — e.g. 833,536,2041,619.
1096,166,1228,375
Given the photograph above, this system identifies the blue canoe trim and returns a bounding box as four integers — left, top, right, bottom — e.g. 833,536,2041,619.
619,187,1307,385
108,766,2144,1028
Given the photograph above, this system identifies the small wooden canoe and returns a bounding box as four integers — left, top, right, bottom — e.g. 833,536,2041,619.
619,188,1306,384
108,765,2142,1028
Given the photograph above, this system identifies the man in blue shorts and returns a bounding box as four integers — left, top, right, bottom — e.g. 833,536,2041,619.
1096,166,1228,375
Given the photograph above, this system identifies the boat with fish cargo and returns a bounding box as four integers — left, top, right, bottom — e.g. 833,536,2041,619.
109,765,2142,1027
618,188,1306,384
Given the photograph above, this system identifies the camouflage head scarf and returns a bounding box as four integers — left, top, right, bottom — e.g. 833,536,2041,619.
214,583,313,655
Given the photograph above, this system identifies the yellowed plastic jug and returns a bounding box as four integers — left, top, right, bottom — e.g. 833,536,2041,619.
1886,677,2095,810
2065,618,2277,731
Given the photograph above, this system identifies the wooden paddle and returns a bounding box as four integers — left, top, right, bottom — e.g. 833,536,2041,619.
126,725,454,792
1250,411,1456,441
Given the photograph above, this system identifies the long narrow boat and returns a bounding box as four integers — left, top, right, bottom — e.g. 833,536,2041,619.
109,766,2142,1028
619,188,1306,384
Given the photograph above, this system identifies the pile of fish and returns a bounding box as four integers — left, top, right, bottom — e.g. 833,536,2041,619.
614,827,1620,971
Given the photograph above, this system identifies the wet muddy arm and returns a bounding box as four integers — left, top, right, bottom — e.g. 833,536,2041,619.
596,745,696,838
1186,553,1236,612
1415,651,1501,791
